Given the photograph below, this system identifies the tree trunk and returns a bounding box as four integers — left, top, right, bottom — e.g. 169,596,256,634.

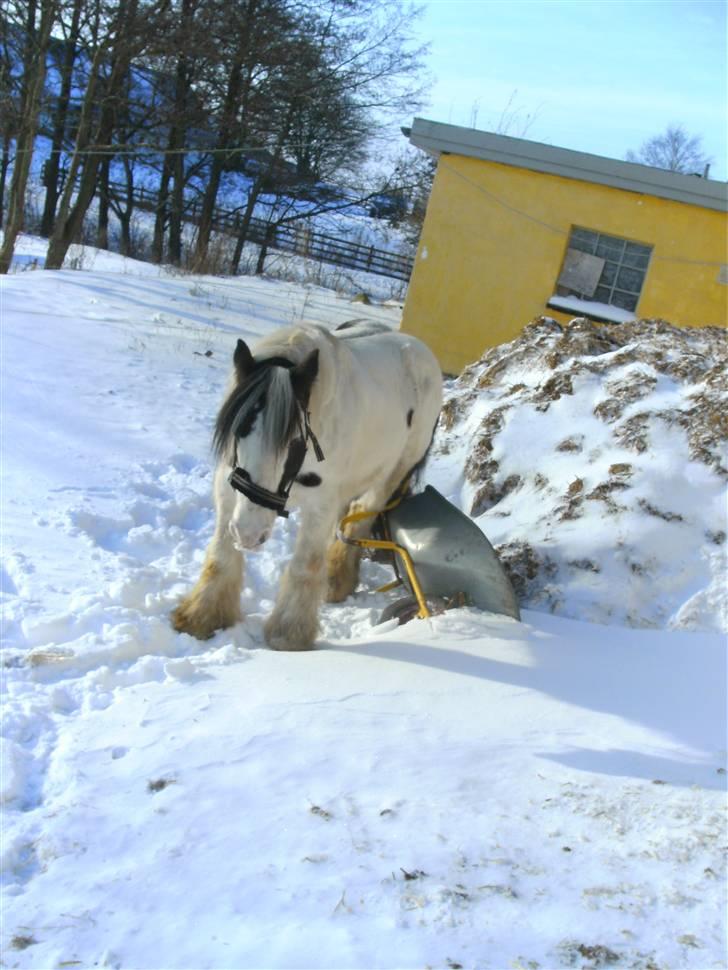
229,107,292,274
39,0,82,237
151,148,173,263
114,155,134,256
230,177,262,274
255,222,275,275
192,44,248,270
45,153,102,268
0,131,11,229
96,155,110,250
45,0,139,271
168,146,185,266
192,154,225,269
119,211,131,255
0,0,56,274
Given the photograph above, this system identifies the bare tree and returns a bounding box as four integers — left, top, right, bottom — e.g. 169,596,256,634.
493,89,543,138
190,0,295,271
375,143,434,243
227,0,428,273
146,0,216,265
39,0,84,237
0,12,21,228
0,0,58,274
45,0,162,270
626,124,711,175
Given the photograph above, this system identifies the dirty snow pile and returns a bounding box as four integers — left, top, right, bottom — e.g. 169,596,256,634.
1,238,726,970
429,317,727,633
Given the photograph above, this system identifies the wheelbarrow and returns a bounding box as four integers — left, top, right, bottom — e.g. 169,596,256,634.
338,485,520,625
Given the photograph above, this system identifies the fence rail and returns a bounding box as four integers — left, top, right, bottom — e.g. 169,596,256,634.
106,178,414,282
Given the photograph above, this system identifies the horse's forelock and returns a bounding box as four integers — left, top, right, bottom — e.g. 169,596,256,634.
212,363,298,463
262,367,299,450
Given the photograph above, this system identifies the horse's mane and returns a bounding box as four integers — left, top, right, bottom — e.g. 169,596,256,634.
213,325,340,463
212,363,299,463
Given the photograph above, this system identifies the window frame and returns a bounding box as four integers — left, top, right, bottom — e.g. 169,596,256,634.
553,226,653,317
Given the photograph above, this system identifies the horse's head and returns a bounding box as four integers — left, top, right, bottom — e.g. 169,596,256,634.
215,339,320,551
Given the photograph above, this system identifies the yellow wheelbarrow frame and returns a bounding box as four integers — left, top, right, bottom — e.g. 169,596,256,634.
338,486,521,623
338,501,432,620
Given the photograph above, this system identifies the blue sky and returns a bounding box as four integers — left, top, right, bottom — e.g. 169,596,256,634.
409,0,727,180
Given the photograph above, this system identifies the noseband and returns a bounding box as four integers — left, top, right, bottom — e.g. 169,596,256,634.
227,358,324,518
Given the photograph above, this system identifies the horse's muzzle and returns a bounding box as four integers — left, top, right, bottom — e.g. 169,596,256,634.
229,519,270,551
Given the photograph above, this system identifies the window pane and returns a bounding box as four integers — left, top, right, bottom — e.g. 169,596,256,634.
625,242,651,257
570,234,597,254
600,262,618,286
561,229,651,314
571,227,597,248
616,266,644,292
612,290,638,311
596,238,625,260
622,249,650,269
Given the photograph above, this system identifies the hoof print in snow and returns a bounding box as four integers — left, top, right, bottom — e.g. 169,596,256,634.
11,935,38,951
147,777,176,794
400,867,427,881
310,804,332,820
558,941,620,967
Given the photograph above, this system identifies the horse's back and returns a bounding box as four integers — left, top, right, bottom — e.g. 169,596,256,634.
333,325,442,468
340,326,441,399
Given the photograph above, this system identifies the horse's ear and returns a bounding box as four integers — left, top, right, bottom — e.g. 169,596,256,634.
291,349,319,406
234,339,254,379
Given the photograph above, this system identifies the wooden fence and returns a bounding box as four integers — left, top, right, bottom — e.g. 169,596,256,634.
109,179,415,282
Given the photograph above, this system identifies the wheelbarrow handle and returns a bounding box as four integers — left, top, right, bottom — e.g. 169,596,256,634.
337,505,431,620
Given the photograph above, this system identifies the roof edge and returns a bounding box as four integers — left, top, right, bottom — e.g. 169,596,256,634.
406,118,728,213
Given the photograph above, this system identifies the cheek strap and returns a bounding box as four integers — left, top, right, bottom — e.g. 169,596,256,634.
228,433,317,518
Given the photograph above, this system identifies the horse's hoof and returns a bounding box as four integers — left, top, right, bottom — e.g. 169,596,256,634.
264,616,316,651
171,600,239,641
268,637,316,652
171,605,215,640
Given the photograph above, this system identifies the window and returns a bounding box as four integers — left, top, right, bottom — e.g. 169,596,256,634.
551,227,653,320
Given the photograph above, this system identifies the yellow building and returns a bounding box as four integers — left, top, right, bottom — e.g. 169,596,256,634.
402,118,728,374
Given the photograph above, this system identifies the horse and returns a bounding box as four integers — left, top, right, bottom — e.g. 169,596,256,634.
171,320,443,651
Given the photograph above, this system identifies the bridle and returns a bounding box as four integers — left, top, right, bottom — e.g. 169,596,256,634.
227,358,324,518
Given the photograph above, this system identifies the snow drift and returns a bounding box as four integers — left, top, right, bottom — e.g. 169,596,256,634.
429,316,727,633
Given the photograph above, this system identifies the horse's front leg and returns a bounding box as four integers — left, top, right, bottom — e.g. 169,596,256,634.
171,463,244,640
264,507,335,651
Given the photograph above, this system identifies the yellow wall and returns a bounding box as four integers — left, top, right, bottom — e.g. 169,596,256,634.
402,154,728,374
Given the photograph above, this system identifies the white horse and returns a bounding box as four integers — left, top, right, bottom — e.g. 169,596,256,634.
172,321,442,650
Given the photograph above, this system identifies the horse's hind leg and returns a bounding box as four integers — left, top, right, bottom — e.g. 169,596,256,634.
326,475,405,603
171,464,244,640
326,516,364,604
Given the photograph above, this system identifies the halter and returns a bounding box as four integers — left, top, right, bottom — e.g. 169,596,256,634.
227,358,325,518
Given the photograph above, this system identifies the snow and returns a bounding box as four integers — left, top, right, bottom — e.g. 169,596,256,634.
432,316,728,633
1,238,726,969
547,295,636,324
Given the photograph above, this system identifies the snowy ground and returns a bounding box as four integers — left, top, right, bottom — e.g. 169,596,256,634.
1,240,726,970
